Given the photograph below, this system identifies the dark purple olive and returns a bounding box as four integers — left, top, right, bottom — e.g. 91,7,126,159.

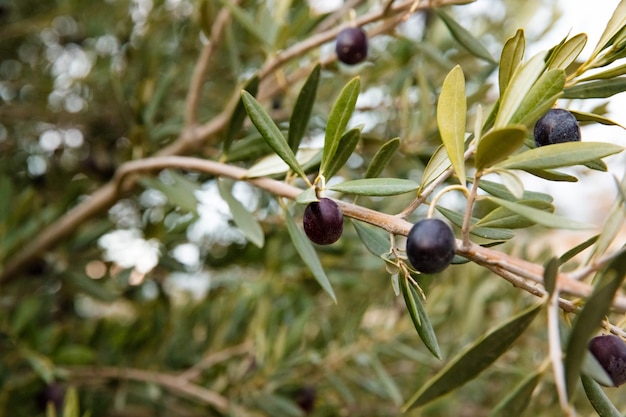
588,334,626,387
533,108,581,147
335,27,368,65
406,219,456,274
303,198,343,245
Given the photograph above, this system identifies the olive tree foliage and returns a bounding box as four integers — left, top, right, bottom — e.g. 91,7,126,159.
2,0,626,415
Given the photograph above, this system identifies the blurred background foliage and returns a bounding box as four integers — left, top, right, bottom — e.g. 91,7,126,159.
1,0,624,416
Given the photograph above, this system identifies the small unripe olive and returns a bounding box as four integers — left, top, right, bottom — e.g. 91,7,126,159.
303,198,343,245
335,27,368,65
406,219,456,274
533,108,581,147
588,334,626,387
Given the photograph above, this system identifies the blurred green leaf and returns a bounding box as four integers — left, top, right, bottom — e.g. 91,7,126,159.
329,178,419,196
475,125,526,170
400,274,441,359
242,90,308,180
563,77,626,99
547,33,587,70
437,206,515,240
488,370,543,417
420,145,452,191
403,303,542,410
62,387,81,417
496,169,524,199
588,0,626,60
224,75,260,153
284,208,336,303
581,350,614,388
543,257,559,296
488,196,594,230
437,65,467,187
324,127,361,179
510,69,565,126
255,393,305,417
288,64,320,152
24,349,55,384
0,175,12,227
499,29,525,94
495,52,545,128
581,374,623,416
589,174,626,261
225,133,272,162
370,355,404,405
365,138,400,178
139,171,201,214
436,10,496,63
496,142,624,171
54,345,96,365
558,234,599,265
320,77,360,177
216,0,271,48
564,249,626,397
245,148,320,178
218,178,264,248
352,219,390,258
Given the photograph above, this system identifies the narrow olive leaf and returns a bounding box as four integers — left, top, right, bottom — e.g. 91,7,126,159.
288,64,321,153
217,179,264,248
319,77,361,177
488,197,594,230
437,206,515,240
62,387,80,417
496,142,624,171
245,148,319,178
139,173,200,214
284,208,337,303
509,69,566,125
564,249,626,397
589,184,626,262
577,61,626,82
488,370,543,417
370,355,404,406
403,303,542,410
588,0,626,60
216,0,270,47
352,220,390,258
474,125,526,170
543,257,559,296
548,33,587,70
478,179,553,202
581,350,614,388
295,186,318,205
581,375,623,417
225,134,271,162
241,91,308,180
476,200,554,229
329,178,419,196
224,75,259,153
365,138,400,178
499,29,525,94
525,168,579,182
436,10,496,63
563,77,626,99
420,145,452,191
495,52,546,128
437,65,467,187
323,127,361,179
400,274,442,359
571,109,626,128
496,169,524,200
559,234,599,265
516,92,563,128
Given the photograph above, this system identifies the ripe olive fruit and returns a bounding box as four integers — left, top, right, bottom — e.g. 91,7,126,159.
533,108,581,147
335,27,368,65
406,218,456,274
303,198,343,245
588,334,626,387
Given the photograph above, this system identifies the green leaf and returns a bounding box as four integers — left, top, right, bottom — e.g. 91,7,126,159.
400,274,441,359
403,303,542,410
558,234,599,265
581,350,614,388
475,125,527,170
217,179,264,248
496,169,524,199
437,65,467,187
295,186,318,205
329,178,419,196
62,387,81,417
496,142,624,171
581,375,623,417
245,148,319,178
488,370,543,417
216,0,271,48
139,171,200,214
320,77,361,177
563,77,626,99
477,179,553,202
570,110,625,128
525,168,579,182
288,64,321,152
588,0,626,60
420,145,452,191
577,61,626,82
242,91,308,179
488,196,594,230
365,138,400,178
547,33,587,70
323,127,361,179
437,206,515,240
495,52,546,128
436,10,496,63
589,177,626,261
564,250,626,397
475,200,554,229
499,29,525,95
509,69,565,126
284,208,336,302
224,75,259,153
352,220,390,258
543,257,559,296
